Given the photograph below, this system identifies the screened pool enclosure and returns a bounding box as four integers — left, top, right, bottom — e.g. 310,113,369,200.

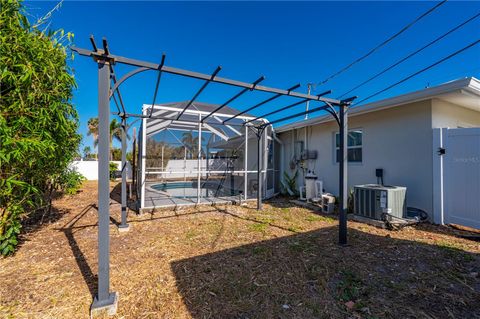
137,101,281,209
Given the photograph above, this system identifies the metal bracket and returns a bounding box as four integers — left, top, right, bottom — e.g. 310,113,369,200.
87,35,116,64
324,101,340,126
109,67,149,99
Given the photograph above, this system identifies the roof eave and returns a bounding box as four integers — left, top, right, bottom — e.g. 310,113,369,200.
276,77,480,133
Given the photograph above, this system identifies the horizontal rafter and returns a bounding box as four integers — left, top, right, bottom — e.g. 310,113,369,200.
71,46,342,106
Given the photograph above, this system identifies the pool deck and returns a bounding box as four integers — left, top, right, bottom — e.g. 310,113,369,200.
141,181,253,211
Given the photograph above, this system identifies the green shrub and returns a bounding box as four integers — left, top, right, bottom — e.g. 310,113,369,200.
0,1,80,255
57,168,85,195
109,162,119,180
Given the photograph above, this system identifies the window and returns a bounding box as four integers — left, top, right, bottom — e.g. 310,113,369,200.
335,130,363,163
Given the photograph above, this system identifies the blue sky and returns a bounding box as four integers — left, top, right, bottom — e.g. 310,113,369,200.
26,1,480,151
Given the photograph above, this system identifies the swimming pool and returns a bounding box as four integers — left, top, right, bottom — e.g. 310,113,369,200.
151,181,240,199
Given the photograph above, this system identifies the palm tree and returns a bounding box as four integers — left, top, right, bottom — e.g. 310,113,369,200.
83,146,91,159
181,132,204,158
182,132,195,158
86,117,128,161
109,119,122,160
87,117,99,147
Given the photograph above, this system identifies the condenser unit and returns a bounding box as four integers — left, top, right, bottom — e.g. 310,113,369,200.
353,184,407,220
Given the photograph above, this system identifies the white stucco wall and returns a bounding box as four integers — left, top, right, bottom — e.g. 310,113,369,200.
279,100,434,214
71,160,132,180
432,98,480,128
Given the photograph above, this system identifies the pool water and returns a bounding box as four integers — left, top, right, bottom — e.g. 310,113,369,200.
151,181,239,198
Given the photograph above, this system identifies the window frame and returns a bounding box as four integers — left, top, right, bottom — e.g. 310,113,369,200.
333,128,363,164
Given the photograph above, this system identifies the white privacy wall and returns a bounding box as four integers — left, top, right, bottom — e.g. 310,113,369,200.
71,160,132,180
433,127,480,229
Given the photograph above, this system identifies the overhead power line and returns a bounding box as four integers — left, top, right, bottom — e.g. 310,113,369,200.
354,38,480,105
339,11,480,98
316,0,447,87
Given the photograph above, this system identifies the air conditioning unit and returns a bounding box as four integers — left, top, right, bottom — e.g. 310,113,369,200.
353,184,406,220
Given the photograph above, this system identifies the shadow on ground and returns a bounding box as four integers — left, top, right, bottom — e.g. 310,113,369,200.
18,194,74,249
171,226,480,319
59,203,98,298
109,182,138,213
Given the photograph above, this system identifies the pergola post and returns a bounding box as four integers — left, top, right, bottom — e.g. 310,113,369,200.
338,103,349,246
91,60,118,313
119,116,129,232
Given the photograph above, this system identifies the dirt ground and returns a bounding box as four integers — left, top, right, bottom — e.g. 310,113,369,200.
0,181,479,319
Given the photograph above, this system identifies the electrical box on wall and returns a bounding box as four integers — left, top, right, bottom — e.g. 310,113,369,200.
301,150,317,160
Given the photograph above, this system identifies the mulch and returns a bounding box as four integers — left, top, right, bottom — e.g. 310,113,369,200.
0,181,479,319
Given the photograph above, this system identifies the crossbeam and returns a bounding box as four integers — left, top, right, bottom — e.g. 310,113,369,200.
201,76,265,123
176,66,222,120
261,104,330,127
223,83,301,124
71,46,343,105
245,90,331,124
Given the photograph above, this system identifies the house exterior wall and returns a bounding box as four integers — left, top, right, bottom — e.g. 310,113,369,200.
432,98,480,128
279,100,435,214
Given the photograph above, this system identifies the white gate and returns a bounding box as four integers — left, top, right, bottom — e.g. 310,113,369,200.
433,128,480,229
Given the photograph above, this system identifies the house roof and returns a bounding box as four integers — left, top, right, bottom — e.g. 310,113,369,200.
275,77,480,133
142,102,262,140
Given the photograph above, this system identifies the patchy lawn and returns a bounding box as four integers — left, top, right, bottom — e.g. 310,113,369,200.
0,181,479,319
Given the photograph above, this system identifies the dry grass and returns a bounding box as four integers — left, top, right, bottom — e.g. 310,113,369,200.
0,181,479,319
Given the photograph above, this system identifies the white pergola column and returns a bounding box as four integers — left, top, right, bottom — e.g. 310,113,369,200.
197,114,202,204
244,123,248,201
140,109,147,209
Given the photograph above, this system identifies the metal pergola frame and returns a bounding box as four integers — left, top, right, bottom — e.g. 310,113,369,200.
72,35,355,315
